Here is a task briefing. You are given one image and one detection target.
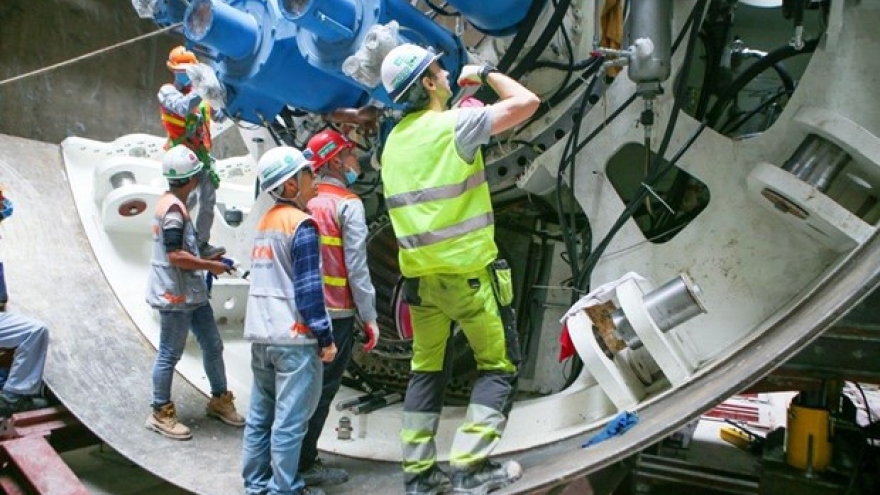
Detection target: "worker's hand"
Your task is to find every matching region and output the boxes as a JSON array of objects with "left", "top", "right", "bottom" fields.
[
  {"left": 207, "top": 260, "right": 234, "bottom": 276},
  {"left": 0, "top": 198, "right": 13, "bottom": 222},
  {"left": 320, "top": 342, "right": 338, "bottom": 363},
  {"left": 363, "top": 320, "right": 380, "bottom": 353},
  {"left": 457, "top": 64, "right": 484, "bottom": 87}
]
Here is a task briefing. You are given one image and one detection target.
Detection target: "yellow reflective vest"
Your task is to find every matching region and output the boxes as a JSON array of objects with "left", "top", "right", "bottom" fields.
[{"left": 381, "top": 109, "right": 497, "bottom": 277}]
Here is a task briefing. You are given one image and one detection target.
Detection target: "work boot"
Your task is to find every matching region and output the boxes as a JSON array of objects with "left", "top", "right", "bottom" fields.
[
  {"left": 405, "top": 466, "right": 452, "bottom": 495},
  {"left": 206, "top": 391, "right": 245, "bottom": 426},
  {"left": 452, "top": 460, "right": 522, "bottom": 495},
  {"left": 0, "top": 392, "right": 49, "bottom": 417},
  {"left": 145, "top": 402, "right": 192, "bottom": 440},
  {"left": 295, "top": 487, "right": 326, "bottom": 495},
  {"left": 199, "top": 242, "right": 226, "bottom": 259},
  {"left": 301, "top": 458, "right": 349, "bottom": 486}
]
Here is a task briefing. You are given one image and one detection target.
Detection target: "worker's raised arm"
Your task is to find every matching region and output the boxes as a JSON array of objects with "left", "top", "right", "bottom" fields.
[{"left": 458, "top": 65, "right": 540, "bottom": 136}]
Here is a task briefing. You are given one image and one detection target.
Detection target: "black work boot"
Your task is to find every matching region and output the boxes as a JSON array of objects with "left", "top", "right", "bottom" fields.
[
  {"left": 0, "top": 392, "right": 49, "bottom": 417},
  {"left": 300, "top": 458, "right": 349, "bottom": 486},
  {"left": 452, "top": 459, "right": 522, "bottom": 495},
  {"left": 405, "top": 465, "right": 452, "bottom": 495}
]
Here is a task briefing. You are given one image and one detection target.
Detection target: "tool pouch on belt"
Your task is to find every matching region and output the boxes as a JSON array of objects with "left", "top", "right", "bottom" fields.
[
  {"left": 490, "top": 259, "right": 521, "bottom": 366},
  {"left": 490, "top": 259, "right": 514, "bottom": 307}
]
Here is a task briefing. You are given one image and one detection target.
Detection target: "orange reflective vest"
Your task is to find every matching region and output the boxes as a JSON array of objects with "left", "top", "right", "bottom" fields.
[
  {"left": 159, "top": 86, "right": 212, "bottom": 152},
  {"left": 308, "top": 183, "right": 358, "bottom": 314}
]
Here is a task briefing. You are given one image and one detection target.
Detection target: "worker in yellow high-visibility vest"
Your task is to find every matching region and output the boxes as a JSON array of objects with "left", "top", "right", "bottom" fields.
[{"left": 379, "top": 43, "right": 540, "bottom": 495}]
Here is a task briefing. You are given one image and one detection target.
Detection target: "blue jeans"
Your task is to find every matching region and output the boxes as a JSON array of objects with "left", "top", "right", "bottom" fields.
[
  {"left": 0, "top": 312, "right": 49, "bottom": 396},
  {"left": 151, "top": 304, "right": 227, "bottom": 407},
  {"left": 301, "top": 316, "right": 354, "bottom": 468},
  {"left": 242, "top": 343, "right": 321, "bottom": 495}
]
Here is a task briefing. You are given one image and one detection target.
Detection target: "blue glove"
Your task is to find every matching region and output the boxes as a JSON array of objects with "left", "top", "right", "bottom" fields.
[
  {"left": 582, "top": 411, "right": 639, "bottom": 447},
  {"left": 205, "top": 257, "right": 235, "bottom": 296},
  {"left": 0, "top": 198, "right": 13, "bottom": 221}
]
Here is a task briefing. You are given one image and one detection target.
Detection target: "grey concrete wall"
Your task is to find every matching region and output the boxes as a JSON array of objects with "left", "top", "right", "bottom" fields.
[{"left": 0, "top": 0, "right": 243, "bottom": 156}]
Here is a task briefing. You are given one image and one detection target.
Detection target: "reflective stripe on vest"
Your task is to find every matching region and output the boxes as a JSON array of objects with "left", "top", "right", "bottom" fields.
[
  {"left": 145, "top": 194, "right": 207, "bottom": 310},
  {"left": 159, "top": 87, "right": 212, "bottom": 152},
  {"left": 244, "top": 204, "right": 312, "bottom": 343},
  {"left": 381, "top": 110, "right": 497, "bottom": 277},
  {"left": 307, "top": 183, "right": 359, "bottom": 311}
]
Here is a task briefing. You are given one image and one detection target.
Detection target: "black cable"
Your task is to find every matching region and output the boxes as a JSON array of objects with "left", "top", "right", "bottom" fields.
[
  {"left": 706, "top": 38, "right": 818, "bottom": 127},
  {"left": 421, "top": 0, "right": 459, "bottom": 17},
  {"left": 575, "top": 0, "right": 707, "bottom": 290},
  {"left": 577, "top": 122, "right": 707, "bottom": 289},
  {"left": 718, "top": 88, "right": 792, "bottom": 135},
  {"left": 854, "top": 382, "right": 875, "bottom": 427}
]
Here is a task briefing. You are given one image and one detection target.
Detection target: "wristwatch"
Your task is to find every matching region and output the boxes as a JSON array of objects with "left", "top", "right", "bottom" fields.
[{"left": 479, "top": 65, "right": 500, "bottom": 85}]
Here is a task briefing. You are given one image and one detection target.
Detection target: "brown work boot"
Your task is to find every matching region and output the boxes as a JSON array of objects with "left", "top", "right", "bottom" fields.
[
  {"left": 206, "top": 391, "right": 245, "bottom": 426},
  {"left": 145, "top": 402, "right": 192, "bottom": 440}
]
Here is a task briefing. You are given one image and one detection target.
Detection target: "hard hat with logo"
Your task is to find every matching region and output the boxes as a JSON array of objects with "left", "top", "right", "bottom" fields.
[
  {"left": 167, "top": 46, "right": 198, "bottom": 71},
  {"left": 381, "top": 43, "right": 442, "bottom": 102},
  {"left": 257, "top": 146, "right": 313, "bottom": 195},
  {"left": 306, "top": 129, "right": 354, "bottom": 172},
  {"left": 162, "top": 145, "right": 203, "bottom": 179}
]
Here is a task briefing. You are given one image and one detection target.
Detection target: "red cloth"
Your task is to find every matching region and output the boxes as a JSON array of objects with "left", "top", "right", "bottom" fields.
[{"left": 558, "top": 321, "right": 576, "bottom": 362}]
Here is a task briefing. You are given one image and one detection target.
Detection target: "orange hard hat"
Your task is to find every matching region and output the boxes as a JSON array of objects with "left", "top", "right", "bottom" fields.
[
  {"left": 306, "top": 129, "right": 354, "bottom": 172},
  {"left": 167, "top": 46, "right": 198, "bottom": 71}
]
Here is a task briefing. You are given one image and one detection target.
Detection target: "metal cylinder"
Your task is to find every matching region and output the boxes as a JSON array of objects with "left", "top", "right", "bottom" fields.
[
  {"left": 627, "top": 0, "right": 672, "bottom": 85},
  {"left": 185, "top": 0, "right": 259, "bottom": 60},
  {"left": 337, "top": 416, "right": 352, "bottom": 440},
  {"left": 109, "top": 171, "right": 136, "bottom": 190},
  {"left": 781, "top": 134, "right": 850, "bottom": 193},
  {"left": 611, "top": 273, "right": 707, "bottom": 349}
]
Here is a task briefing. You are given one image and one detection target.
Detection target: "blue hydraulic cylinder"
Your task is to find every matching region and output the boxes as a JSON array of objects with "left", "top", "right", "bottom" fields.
[
  {"left": 444, "top": 0, "right": 538, "bottom": 36},
  {"left": 182, "top": 0, "right": 367, "bottom": 122},
  {"left": 185, "top": 0, "right": 259, "bottom": 60},
  {"left": 143, "top": 0, "right": 189, "bottom": 26},
  {"left": 278, "top": 0, "right": 467, "bottom": 106},
  {"left": 281, "top": 0, "right": 358, "bottom": 43}
]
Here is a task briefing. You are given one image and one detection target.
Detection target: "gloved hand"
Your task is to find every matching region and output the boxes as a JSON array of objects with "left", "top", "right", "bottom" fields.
[
  {"left": 363, "top": 320, "right": 380, "bottom": 353},
  {"left": 457, "top": 64, "right": 484, "bottom": 87},
  {"left": 0, "top": 198, "right": 13, "bottom": 222}
]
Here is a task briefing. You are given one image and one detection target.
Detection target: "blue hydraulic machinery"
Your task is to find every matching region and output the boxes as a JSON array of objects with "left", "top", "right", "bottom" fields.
[{"left": 137, "top": 0, "right": 538, "bottom": 124}]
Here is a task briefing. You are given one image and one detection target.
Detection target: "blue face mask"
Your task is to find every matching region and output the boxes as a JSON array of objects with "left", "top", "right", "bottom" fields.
[
  {"left": 174, "top": 72, "right": 191, "bottom": 87},
  {"left": 344, "top": 168, "right": 359, "bottom": 186}
]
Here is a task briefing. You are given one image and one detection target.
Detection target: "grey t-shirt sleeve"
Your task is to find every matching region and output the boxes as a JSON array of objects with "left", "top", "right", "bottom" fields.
[
  {"left": 162, "top": 208, "right": 185, "bottom": 231},
  {"left": 454, "top": 107, "right": 492, "bottom": 163}
]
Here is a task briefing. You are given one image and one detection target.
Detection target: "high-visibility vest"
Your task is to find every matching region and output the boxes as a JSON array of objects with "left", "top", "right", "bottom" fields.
[
  {"left": 381, "top": 109, "right": 497, "bottom": 277},
  {"left": 308, "top": 183, "right": 359, "bottom": 315},
  {"left": 244, "top": 204, "right": 317, "bottom": 344},
  {"left": 159, "top": 84, "right": 212, "bottom": 153},
  {"left": 145, "top": 194, "right": 208, "bottom": 310}
]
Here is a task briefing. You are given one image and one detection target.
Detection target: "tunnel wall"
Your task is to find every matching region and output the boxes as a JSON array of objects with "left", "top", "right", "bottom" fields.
[{"left": 0, "top": 0, "right": 244, "bottom": 156}]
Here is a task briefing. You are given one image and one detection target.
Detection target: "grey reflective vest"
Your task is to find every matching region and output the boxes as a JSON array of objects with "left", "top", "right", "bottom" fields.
[
  {"left": 382, "top": 109, "right": 497, "bottom": 277},
  {"left": 244, "top": 204, "right": 318, "bottom": 345},
  {"left": 145, "top": 194, "right": 208, "bottom": 310}
]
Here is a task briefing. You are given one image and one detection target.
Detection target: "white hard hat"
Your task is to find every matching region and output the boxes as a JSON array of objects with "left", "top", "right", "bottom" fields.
[
  {"left": 257, "top": 146, "right": 313, "bottom": 195},
  {"left": 381, "top": 43, "right": 442, "bottom": 102},
  {"left": 162, "top": 145, "right": 203, "bottom": 179}
]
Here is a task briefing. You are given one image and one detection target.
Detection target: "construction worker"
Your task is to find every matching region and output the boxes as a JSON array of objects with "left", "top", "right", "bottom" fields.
[
  {"left": 242, "top": 146, "right": 337, "bottom": 495},
  {"left": 158, "top": 45, "right": 226, "bottom": 259},
  {"left": 379, "top": 44, "right": 540, "bottom": 495},
  {"left": 299, "top": 129, "right": 380, "bottom": 486},
  {"left": 0, "top": 191, "right": 50, "bottom": 417},
  {"left": 145, "top": 145, "right": 245, "bottom": 441}
]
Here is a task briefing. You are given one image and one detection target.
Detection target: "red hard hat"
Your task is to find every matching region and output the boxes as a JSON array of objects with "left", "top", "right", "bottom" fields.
[{"left": 306, "top": 129, "right": 354, "bottom": 172}]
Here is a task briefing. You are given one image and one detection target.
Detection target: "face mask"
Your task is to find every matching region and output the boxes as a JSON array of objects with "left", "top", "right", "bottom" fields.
[
  {"left": 175, "top": 72, "right": 191, "bottom": 87},
  {"left": 344, "top": 168, "right": 358, "bottom": 186}
]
